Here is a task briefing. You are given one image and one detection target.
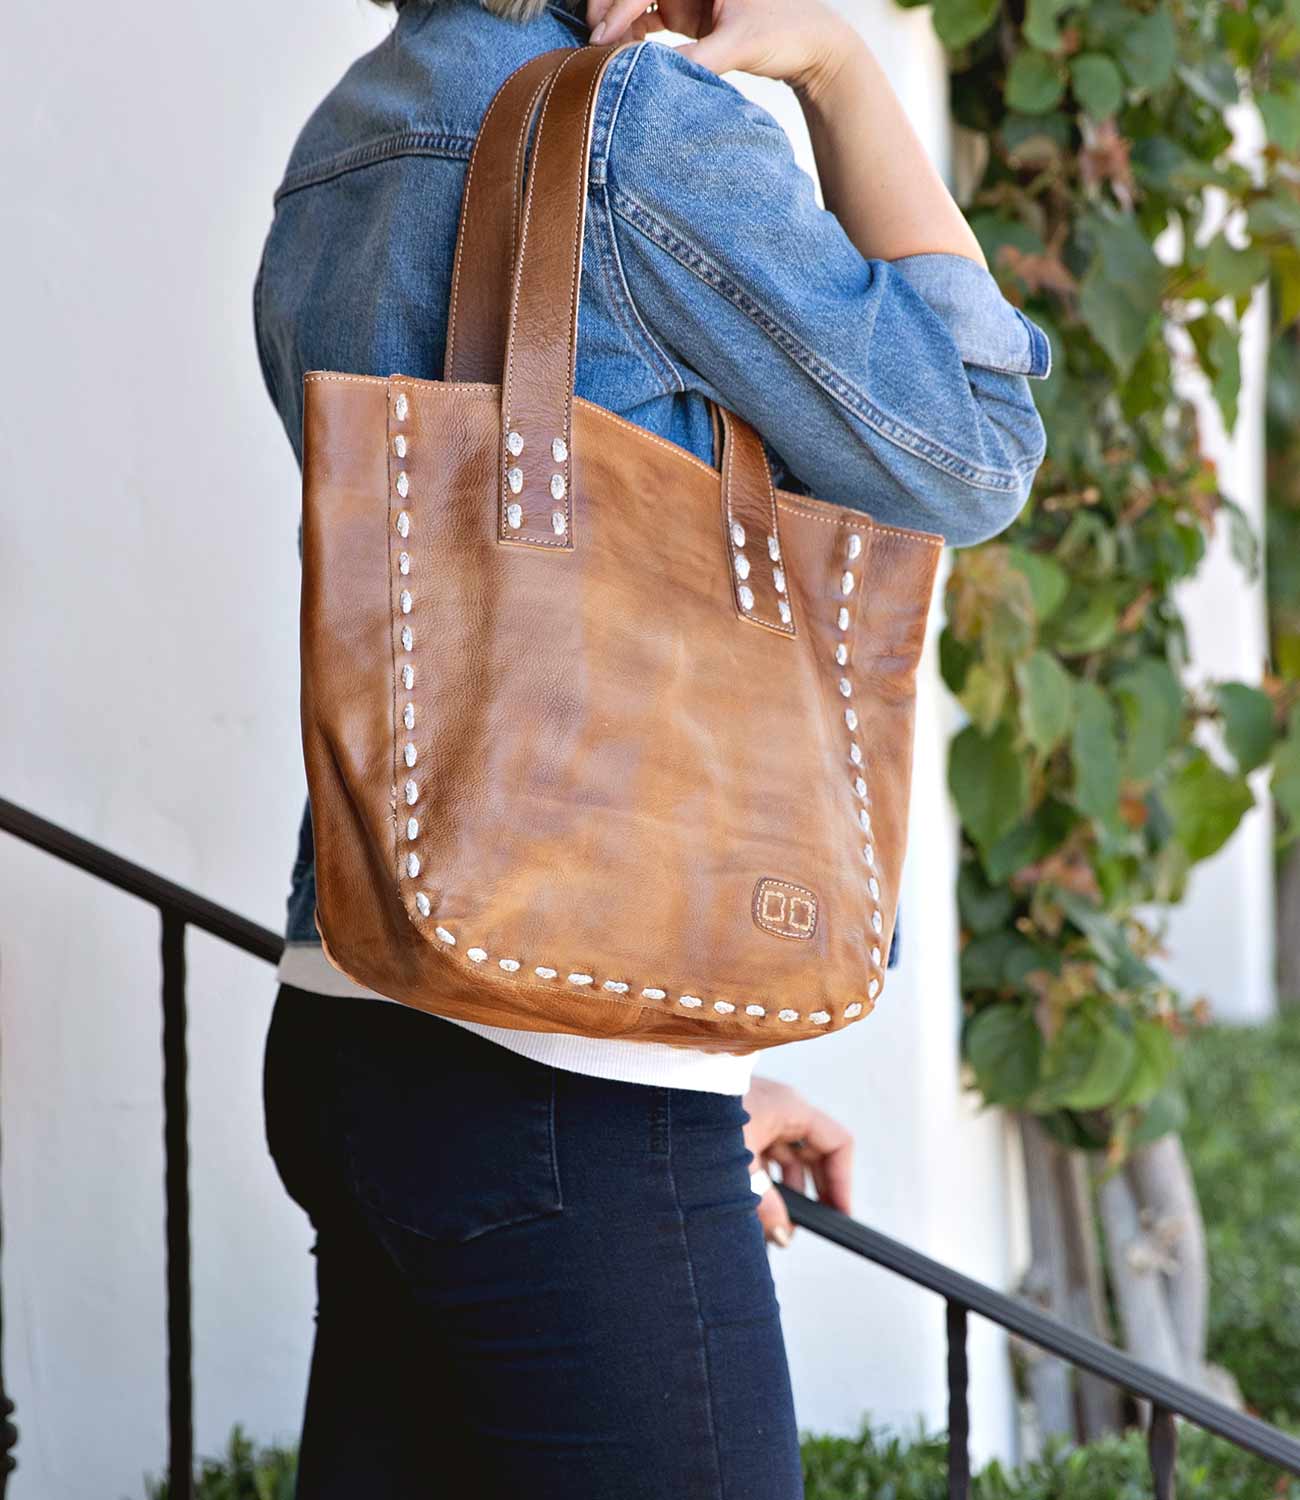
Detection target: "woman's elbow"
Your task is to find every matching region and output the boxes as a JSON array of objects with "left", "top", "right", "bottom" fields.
[
  {"left": 942, "top": 467, "right": 1038, "bottom": 547},
  {"left": 942, "top": 403, "right": 1046, "bottom": 548}
]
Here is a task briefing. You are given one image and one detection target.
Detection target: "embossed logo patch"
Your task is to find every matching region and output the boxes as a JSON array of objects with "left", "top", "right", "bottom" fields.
[{"left": 753, "top": 878, "right": 818, "bottom": 940}]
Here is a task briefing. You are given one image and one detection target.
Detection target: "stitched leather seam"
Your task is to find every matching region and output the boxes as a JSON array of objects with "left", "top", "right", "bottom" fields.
[
  {"left": 758, "top": 419, "right": 796, "bottom": 636},
  {"left": 834, "top": 534, "right": 886, "bottom": 1015},
  {"left": 721, "top": 415, "right": 794, "bottom": 637},
  {"left": 301, "top": 374, "right": 944, "bottom": 547},
  {"left": 446, "top": 55, "right": 555, "bottom": 377},
  {"left": 560, "top": 57, "right": 609, "bottom": 542},
  {"left": 501, "top": 50, "right": 591, "bottom": 548},
  {"left": 609, "top": 185, "right": 1030, "bottom": 494},
  {"left": 418, "top": 935, "right": 841, "bottom": 1029},
  {"left": 385, "top": 384, "right": 403, "bottom": 889}
]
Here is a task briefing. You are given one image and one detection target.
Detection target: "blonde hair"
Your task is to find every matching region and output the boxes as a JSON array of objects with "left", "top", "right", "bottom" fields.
[{"left": 375, "top": 0, "right": 563, "bottom": 18}]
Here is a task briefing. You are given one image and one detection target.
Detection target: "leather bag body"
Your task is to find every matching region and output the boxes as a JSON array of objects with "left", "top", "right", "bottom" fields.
[{"left": 300, "top": 43, "right": 943, "bottom": 1054}]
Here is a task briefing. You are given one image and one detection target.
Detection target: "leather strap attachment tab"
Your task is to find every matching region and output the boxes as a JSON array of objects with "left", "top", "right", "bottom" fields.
[
  {"left": 497, "top": 43, "right": 633, "bottom": 551},
  {"left": 719, "top": 408, "right": 795, "bottom": 637},
  {"left": 444, "top": 47, "right": 574, "bottom": 384}
]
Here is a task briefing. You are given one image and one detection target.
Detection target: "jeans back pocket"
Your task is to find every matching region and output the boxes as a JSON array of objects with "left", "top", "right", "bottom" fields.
[{"left": 336, "top": 1006, "right": 563, "bottom": 1244}]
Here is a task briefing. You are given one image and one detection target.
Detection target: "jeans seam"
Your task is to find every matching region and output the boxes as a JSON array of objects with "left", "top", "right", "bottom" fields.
[
  {"left": 273, "top": 131, "right": 476, "bottom": 203},
  {"left": 596, "top": 185, "right": 685, "bottom": 395},
  {"left": 666, "top": 1091, "right": 728, "bottom": 1498},
  {"left": 609, "top": 183, "right": 1028, "bottom": 493}
]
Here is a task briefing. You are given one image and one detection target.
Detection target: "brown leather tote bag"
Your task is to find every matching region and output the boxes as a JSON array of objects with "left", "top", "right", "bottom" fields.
[{"left": 299, "top": 42, "right": 942, "bottom": 1054}]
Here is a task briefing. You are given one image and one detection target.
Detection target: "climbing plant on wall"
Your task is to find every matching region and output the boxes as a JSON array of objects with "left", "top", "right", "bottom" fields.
[{"left": 902, "top": 0, "right": 1300, "bottom": 1432}]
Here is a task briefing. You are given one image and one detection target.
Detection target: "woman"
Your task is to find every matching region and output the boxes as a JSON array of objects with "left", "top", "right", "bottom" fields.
[{"left": 256, "top": 1, "right": 1049, "bottom": 1495}]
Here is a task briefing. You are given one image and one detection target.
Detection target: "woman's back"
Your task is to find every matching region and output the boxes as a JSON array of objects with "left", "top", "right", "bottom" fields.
[{"left": 256, "top": 0, "right": 1047, "bottom": 529}]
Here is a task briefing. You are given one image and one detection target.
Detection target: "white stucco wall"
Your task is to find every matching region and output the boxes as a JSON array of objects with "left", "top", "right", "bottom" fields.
[{"left": 7, "top": 2, "right": 1272, "bottom": 1495}]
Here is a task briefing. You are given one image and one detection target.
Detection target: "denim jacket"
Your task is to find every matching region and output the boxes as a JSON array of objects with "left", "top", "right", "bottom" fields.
[{"left": 255, "top": 0, "right": 1050, "bottom": 947}]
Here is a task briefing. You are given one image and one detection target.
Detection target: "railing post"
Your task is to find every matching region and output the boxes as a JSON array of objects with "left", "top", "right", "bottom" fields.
[
  {"left": 161, "top": 913, "right": 194, "bottom": 1500},
  {"left": 1149, "top": 1404, "right": 1177, "bottom": 1500},
  {"left": 947, "top": 1300, "right": 971, "bottom": 1500}
]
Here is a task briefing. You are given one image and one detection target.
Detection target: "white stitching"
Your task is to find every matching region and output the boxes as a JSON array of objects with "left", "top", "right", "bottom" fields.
[
  {"left": 301, "top": 374, "right": 943, "bottom": 548},
  {"left": 446, "top": 57, "right": 551, "bottom": 375}
]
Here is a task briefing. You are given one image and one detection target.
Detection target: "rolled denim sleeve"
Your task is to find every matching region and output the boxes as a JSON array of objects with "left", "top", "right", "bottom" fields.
[{"left": 600, "top": 42, "right": 1050, "bottom": 547}]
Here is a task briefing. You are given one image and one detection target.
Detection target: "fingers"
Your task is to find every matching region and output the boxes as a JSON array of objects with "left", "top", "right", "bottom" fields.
[
  {"left": 750, "top": 1166, "right": 793, "bottom": 1248},
  {"left": 743, "top": 1078, "right": 855, "bottom": 1217},
  {"left": 811, "top": 1137, "right": 854, "bottom": 1217},
  {"left": 673, "top": 30, "right": 745, "bottom": 76},
  {"left": 799, "top": 1107, "right": 854, "bottom": 1216},
  {"left": 767, "top": 1143, "right": 808, "bottom": 1197},
  {"left": 589, "top": 0, "right": 664, "bottom": 44},
  {"left": 755, "top": 1183, "right": 793, "bottom": 1247}
]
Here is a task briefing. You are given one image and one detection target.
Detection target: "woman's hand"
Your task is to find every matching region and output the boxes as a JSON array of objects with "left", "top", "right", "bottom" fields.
[
  {"left": 587, "top": 0, "right": 859, "bottom": 95},
  {"left": 742, "top": 1076, "right": 853, "bottom": 1247}
]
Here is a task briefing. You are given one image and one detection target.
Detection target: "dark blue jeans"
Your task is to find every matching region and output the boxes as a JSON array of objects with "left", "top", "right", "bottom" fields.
[{"left": 263, "top": 985, "right": 803, "bottom": 1498}]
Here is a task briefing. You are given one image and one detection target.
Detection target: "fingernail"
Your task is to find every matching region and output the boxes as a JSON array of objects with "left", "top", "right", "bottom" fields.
[
  {"left": 591, "top": 21, "right": 606, "bottom": 41},
  {"left": 771, "top": 1225, "right": 792, "bottom": 1248}
]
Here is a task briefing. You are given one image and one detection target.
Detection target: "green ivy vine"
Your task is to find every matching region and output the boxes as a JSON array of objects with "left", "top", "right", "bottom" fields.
[{"left": 901, "top": 0, "right": 1300, "bottom": 1151}]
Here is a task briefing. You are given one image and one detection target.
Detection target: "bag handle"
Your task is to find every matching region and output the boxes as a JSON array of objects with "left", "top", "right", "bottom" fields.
[
  {"left": 491, "top": 44, "right": 622, "bottom": 549},
  {"left": 487, "top": 43, "right": 792, "bottom": 632},
  {"left": 443, "top": 47, "right": 574, "bottom": 383}
]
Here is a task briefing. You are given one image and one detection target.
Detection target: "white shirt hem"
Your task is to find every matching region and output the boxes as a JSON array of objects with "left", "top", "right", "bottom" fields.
[{"left": 276, "top": 944, "right": 757, "bottom": 1097}]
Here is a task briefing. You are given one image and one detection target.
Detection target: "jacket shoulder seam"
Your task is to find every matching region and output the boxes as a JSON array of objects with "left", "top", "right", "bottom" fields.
[{"left": 595, "top": 42, "right": 685, "bottom": 396}]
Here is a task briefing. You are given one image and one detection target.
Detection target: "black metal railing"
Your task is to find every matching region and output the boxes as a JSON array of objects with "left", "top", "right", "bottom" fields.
[
  {"left": 3, "top": 793, "right": 1300, "bottom": 1500},
  {"left": 779, "top": 1186, "right": 1300, "bottom": 1496},
  {"left": 0, "top": 797, "right": 283, "bottom": 1500}
]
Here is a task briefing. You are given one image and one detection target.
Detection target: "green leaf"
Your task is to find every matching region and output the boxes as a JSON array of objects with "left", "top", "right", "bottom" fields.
[
  {"left": 1016, "top": 650, "right": 1076, "bottom": 756},
  {"left": 1162, "top": 750, "right": 1255, "bottom": 863},
  {"left": 1217, "top": 683, "right": 1276, "bottom": 774},
  {"left": 1056, "top": 888, "right": 1161, "bottom": 988},
  {"left": 1007, "top": 547, "right": 1069, "bottom": 621},
  {"left": 1050, "top": 588, "right": 1119, "bottom": 656},
  {"left": 1023, "top": 0, "right": 1071, "bottom": 51},
  {"left": 1117, "top": 5, "right": 1176, "bottom": 92},
  {"left": 1114, "top": 1020, "right": 1177, "bottom": 1109},
  {"left": 931, "top": 0, "right": 999, "bottom": 49},
  {"left": 961, "top": 931, "right": 1050, "bottom": 991},
  {"left": 1272, "top": 717, "right": 1300, "bottom": 836},
  {"left": 958, "top": 861, "right": 1017, "bottom": 935},
  {"left": 1070, "top": 53, "right": 1125, "bottom": 119},
  {"left": 1077, "top": 211, "right": 1165, "bottom": 377},
  {"left": 1259, "top": 85, "right": 1300, "bottom": 155},
  {"left": 950, "top": 724, "right": 1031, "bottom": 851},
  {"left": 982, "top": 798, "right": 1078, "bottom": 884},
  {"left": 1071, "top": 681, "right": 1122, "bottom": 821},
  {"left": 960, "top": 661, "right": 1009, "bottom": 736},
  {"left": 1185, "top": 312, "right": 1243, "bottom": 431},
  {"left": 966, "top": 1005, "right": 1043, "bottom": 1106},
  {"left": 1006, "top": 49, "right": 1067, "bottom": 115},
  {"left": 1040, "top": 1007, "right": 1138, "bottom": 1110},
  {"left": 1131, "top": 1082, "right": 1188, "bottom": 1145},
  {"left": 1113, "top": 659, "right": 1184, "bottom": 780},
  {"left": 939, "top": 628, "right": 973, "bottom": 695},
  {"left": 1202, "top": 235, "right": 1271, "bottom": 300}
]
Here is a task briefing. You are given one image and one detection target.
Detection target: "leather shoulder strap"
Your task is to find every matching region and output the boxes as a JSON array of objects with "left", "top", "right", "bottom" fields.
[
  {"left": 495, "top": 43, "right": 632, "bottom": 549},
  {"left": 444, "top": 47, "right": 575, "bottom": 383},
  {"left": 487, "top": 40, "right": 789, "bottom": 612}
]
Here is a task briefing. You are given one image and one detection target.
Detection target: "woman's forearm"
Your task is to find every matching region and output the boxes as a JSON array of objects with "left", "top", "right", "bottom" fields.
[{"left": 795, "top": 33, "right": 986, "bottom": 268}]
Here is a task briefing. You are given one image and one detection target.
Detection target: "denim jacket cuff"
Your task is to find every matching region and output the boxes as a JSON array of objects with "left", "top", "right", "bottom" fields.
[{"left": 889, "top": 253, "right": 1052, "bottom": 379}]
